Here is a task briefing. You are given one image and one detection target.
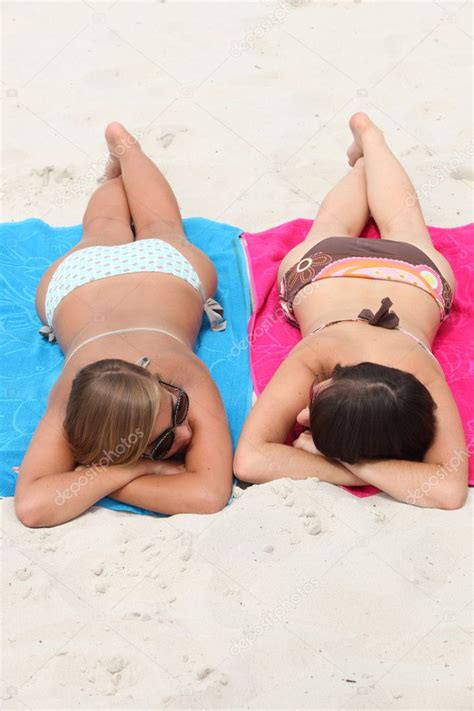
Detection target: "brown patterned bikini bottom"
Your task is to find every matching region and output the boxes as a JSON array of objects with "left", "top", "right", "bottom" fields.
[{"left": 279, "top": 236, "right": 453, "bottom": 327}]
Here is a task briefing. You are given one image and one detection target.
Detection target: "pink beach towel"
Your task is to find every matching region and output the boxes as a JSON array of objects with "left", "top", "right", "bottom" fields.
[{"left": 241, "top": 219, "right": 474, "bottom": 497}]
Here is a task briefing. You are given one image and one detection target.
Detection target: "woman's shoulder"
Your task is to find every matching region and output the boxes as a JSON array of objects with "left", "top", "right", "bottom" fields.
[
  {"left": 152, "top": 348, "right": 213, "bottom": 388},
  {"left": 291, "top": 330, "right": 338, "bottom": 374},
  {"left": 44, "top": 369, "right": 75, "bottom": 413}
]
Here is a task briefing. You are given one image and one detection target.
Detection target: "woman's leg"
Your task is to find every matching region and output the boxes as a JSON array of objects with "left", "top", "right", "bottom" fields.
[
  {"left": 103, "top": 121, "right": 217, "bottom": 296},
  {"left": 347, "top": 112, "right": 430, "bottom": 246},
  {"left": 35, "top": 175, "right": 134, "bottom": 323},
  {"left": 304, "top": 157, "right": 369, "bottom": 244},
  {"left": 81, "top": 176, "right": 133, "bottom": 245},
  {"left": 278, "top": 157, "right": 369, "bottom": 279},
  {"left": 104, "top": 122, "right": 185, "bottom": 241},
  {"left": 347, "top": 112, "right": 455, "bottom": 286}
]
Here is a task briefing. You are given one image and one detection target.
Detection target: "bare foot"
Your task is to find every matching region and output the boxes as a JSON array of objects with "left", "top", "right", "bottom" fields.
[
  {"left": 104, "top": 122, "right": 139, "bottom": 179},
  {"left": 347, "top": 111, "right": 373, "bottom": 166}
]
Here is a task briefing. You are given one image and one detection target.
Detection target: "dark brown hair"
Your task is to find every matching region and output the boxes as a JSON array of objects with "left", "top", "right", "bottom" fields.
[
  {"left": 63, "top": 359, "right": 162, "bottom": 466},
  {"left": 309, "top": 362, "right": 436, "bottom": 464}
]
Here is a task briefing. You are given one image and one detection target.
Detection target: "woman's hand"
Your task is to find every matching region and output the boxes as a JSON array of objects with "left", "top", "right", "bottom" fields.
[{"left": 292, "top": 430, "right": 320, "bottom": 455}]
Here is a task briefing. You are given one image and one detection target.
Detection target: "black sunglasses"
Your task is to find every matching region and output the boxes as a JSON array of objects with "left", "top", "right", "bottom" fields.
[{"left": 143, "top": 380, "right": 189, "bottom": 460}]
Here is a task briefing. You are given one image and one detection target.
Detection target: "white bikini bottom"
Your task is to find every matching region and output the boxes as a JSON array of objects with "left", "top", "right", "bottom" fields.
[{"left": 40, "top": 238, "right": 226, "bottom": 343}]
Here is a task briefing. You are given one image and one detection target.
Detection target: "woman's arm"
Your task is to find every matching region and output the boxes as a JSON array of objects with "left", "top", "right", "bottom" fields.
[
  {"left": 234, "top": 349, "right": 367, "bottom": 486},
  {"left": 14, "top": 405, "right": 174, "bottom": 527},
  {"left": 108, "top": 366, "right": 234, "bottom": 514},
  {"left": 237, "top": 439, "right": 367, "bottom": 486},
  {"left": 108, "top": 468, "right": 229, "bottom": 515},
  {"left": 343, "top": 376, "right": 469, "bottom": 510},
  {"left": 344, "top": 457, "right": 468, "bottom": 510},
  {"left": 18, "top": 362, "right": 233, "bottom": 523}
]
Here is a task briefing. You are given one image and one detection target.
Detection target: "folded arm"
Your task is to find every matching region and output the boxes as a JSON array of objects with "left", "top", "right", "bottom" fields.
[
  {"left": 236, "top": 439, "right": 367, "bottom": 486},
  {"left": 15, "top": 415, "right": 151, "bottom": 527},
  {"left": 343, "top": 376, "right": 469, "bottom": 510},
  {"left": 308, "top": 366, "right": 467, "bottom": 508},
  {"left": 235, "top": 349, "right": 367, "bottom": 487},
  {"left": 108, "top": 370, "right": 233, "bottom": 515},
  {"left": 16, "top": 369, "right": 233, "bottom": 526},
  {"left": 344, "top": 456, "right": 468, "bottom": 510},
  {"left": 235, "top": 346, "right": 468, "bottom": 509}
]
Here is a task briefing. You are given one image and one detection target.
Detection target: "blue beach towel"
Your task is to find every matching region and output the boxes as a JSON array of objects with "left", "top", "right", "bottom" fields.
[{"left": 0, "top": 217, "right": 252, "bottom": 516}]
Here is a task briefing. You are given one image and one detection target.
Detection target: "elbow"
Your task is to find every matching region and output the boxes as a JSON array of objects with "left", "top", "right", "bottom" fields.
[
  {"left": 197, "top": 495, "right": 227, "bottom": 515},
  {"left": 15, "top": 498, "right": 46, "bottom": 528},
  {"left": 15, "top": 486, "right": 58, "bottom": 528},
  {"left": 189, "top": 473, "right": 233, "bottom": 515},
  {"left": 233, "top": 447, "right": 263, "bottom": 484},
  {"left": 425, "top": 476, "right": 469, "bottom": 511},
  {"left": 437, "top": 486, "right": 468, "bottom": 511},
  {"left": 195, "top": 486, "right": 231, "bottom": 515}
]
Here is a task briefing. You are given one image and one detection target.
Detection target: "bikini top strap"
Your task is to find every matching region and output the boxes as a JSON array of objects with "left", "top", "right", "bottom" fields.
[
  {"left": 63, "top": 328, "right": 186, "bottom": 364},
  {"left": 310, "top": 319, "right": 358, "bottom": 335},
  {"left": 309, "top": 307, "right": 436, "bottom": 360},
  {"left": 311, "top": 297, "right": 400, "bottom": 335}
]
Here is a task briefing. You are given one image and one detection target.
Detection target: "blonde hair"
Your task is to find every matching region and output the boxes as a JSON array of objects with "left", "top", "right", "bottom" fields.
[{"left": 63, "top": 359, "right": 162, "bottom": 466}]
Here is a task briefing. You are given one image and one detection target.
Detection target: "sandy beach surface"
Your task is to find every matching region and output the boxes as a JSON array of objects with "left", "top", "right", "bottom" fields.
[{"left": 1, "top": 1, "right": 473, "bottom": 709}]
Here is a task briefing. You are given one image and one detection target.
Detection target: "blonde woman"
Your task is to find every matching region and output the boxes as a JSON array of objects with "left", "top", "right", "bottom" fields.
[{"left": 15, "top": 123, "right": 233, "bottom": 527}]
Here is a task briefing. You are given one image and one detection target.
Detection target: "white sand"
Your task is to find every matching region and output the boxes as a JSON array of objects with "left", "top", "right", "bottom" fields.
[{"left": 1, "top": 2, "right": 473, "bottom": 709}]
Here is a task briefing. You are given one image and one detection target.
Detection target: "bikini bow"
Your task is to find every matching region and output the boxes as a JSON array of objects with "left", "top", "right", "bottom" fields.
[
  {"left": 38, "top": 325, "right": 57, "bottom": 342},
  {"left": 358, "top": 297, "right": 400, "bottom": 330},
  {"left": 204, "top": 297, "right": 227, "bottom": 332}
]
